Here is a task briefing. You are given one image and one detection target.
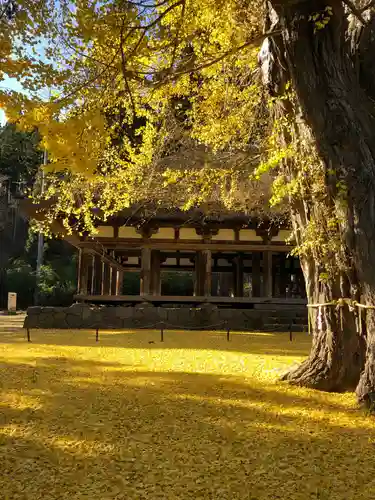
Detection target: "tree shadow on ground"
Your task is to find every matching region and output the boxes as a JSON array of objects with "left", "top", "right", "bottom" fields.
[{"left": 1, "top": 352, "right": 375, "bottom": 500}]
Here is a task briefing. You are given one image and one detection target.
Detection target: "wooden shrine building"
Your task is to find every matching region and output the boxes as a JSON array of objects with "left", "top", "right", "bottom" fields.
[{"left": 69, "top": 207, "right": 306, "bottom": 308}]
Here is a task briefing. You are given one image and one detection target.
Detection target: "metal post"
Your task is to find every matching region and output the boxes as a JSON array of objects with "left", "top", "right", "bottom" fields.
[
  {"left": 160, "top": 324, "right": 164, "bottom": 342},
  {"left": 34, "top": 148, "right": 47, "bottom": 305},
  {"left": 26, "top": 328, "right": 31, "bottom": 342},
  {"left": 289, "top": 322, "right": 293, "bottom": 342},
  {"left": 96, "top": 328, "right": 99, "bottom": 342}
]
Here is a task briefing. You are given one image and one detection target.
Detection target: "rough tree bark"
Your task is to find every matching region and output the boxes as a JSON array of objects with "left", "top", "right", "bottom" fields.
[{"left": 261, "top": 0, "right": 375, "bottom": 399}]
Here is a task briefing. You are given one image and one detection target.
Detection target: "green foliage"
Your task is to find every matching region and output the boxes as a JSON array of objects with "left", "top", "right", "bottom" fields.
[
  {"left": 0, "top": 123, "right": 42, "bottom": 188},
  {"left": 5, "top": 255, "right": 77, "bottom": 308},
  {"left": 5, "top": 259, "right": 35, "bottom": 308},
  {"left": 0, "top": 119, "right": 78, "bottom": 308},
  {"left": 38, "top": 262, "right": 77, "bottom": 306}
]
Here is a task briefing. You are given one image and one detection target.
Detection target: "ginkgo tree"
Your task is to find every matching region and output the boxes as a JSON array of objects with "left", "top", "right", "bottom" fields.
[{"left": 3, "top": 0, "right": 375, "bottom": 404}]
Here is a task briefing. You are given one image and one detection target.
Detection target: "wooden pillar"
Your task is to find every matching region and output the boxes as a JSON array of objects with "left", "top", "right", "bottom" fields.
[
  {"left": 194, "top": 252, "right": 200, "bottom": 296},
  {"left": 77, "top": 249, "right": 83, "bottom": 294},
  {"left": 151, "top": 250, "right": 161, "bottom": 295},
  {"left": 202, "top": 249, "right": 212, "bottom": 297},
  {"left": 108, "top": 266, "right": 113, "bottom": 295},
  {"left": 110, "top": 266, "right": 117, "bottom": 295},
  {"left": 252, "top": 252, "right": 261, "bottom": 297},
  {"left": 194, "top": 250, "right": 212, "bottom": 296},
  {"left": 116, "top": 270, "right": 124, "bottom": 295},
  {"left": 140, "top": 248, "right": 151, "bottom": 296},
  {"left": 233, "top": 254, "right": 244, "bottom": 297},
  {"left": 90, "top": 255, "right": 95, "bottom": 295},
  {"left": 263, "top": 251, "right": 273, "bottom": 298}
]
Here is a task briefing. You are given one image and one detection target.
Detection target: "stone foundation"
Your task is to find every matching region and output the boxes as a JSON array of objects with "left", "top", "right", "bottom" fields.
[{"left": 24, "top": 303, "right": 307, "bottom": 332}]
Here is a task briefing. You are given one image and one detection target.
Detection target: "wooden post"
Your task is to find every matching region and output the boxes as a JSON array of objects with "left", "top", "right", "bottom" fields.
[
  {"left": 202, "top": 249, "right": 212, "bottom": 297},
  {"left": 263, "top": 251, "right": 273, "bottom": 298},
  {"left": 252, "top": 252, "right": 261, "bottom": 297},
  {"left": 140, "top": 247, "right": 151, "bottom": 296}
]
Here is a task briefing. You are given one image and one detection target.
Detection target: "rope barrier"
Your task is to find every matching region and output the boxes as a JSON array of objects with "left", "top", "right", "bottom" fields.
[
  {"left": 306, "top": 298, "right": 375, "bottom": 337},
  {"left": 162, "top": 321, "right": 227, "bottom": 330},
  {"left": 130, "top": 321, "right": 163, "bottom": 330},
  {"left": 307, "top": 298, "right": 375, "bottom": 310},
  {"left": 25, "top": 317, "right": 304, "bottom": 344},
  {"left": 94, "top": 320, "right": 229, "bottom": 342}
]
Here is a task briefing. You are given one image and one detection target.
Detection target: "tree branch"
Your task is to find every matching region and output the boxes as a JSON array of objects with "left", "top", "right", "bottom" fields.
[
  {"left": 168, "top": 0, "right": 186, "bottom": 74},
  {"left": 342, "top": 0, "right": 368, "bottom": 24},
  {"left": 360, "top": 0, "right": 375, "bottom": 13},
  {"left": 120, "top": 15, "right": 136, "bottom": 116},
  {"left": 0, "top": 0, "right": 13, "bottom": 21},
  {"left": 129, "top": 28, "right": 282, "bottom": 83}
]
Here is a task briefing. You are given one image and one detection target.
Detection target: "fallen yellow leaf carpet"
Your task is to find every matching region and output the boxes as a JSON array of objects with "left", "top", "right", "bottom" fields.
[{"left": 0, "top": 324, "right": 374, "bottom": 499}]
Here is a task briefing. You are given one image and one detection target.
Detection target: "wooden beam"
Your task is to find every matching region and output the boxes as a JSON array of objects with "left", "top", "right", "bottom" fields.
[
  {"left": 29, "top": 215, "right": 129, "bottom": 274},
  {"left": 80, "top": 240, "right": 293, "bottom": 253}
]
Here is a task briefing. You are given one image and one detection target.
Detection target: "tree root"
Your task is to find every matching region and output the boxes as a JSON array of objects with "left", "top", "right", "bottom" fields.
[{"left": 281, "top": 356, "right": 359, "bottom": 393}]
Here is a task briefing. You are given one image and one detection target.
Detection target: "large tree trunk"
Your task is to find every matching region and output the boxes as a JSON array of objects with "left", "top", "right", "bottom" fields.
[
  {"left": 281, "top": 254, "right": 365, "bottom": 391},
  {"left": 263, "top": 0, "right": 375, "bottom": 400}
]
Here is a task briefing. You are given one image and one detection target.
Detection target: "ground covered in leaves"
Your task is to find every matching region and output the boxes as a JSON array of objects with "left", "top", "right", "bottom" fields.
[{"left": 1, "top": 318, "right": 375, "bottom": 499}]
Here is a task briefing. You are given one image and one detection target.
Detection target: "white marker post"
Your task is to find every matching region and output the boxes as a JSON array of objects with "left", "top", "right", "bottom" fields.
[{"left": 7, "top": 292, "right": 17, "bottom": 314}]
